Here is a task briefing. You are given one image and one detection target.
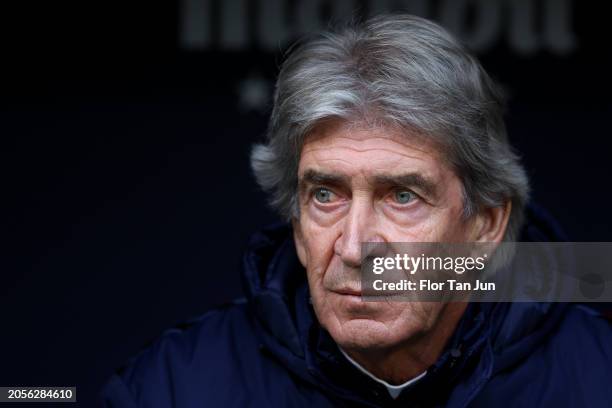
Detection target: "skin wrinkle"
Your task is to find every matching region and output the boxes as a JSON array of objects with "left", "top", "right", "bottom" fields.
[
  {"left": 292, "top": 119, "right": 510, "bottom": 384},
  {"left": 302, "top": 145, "right": 428, "bottom": 161},
  {"left": 302, "top": 134, "right": 434, "bottom": 158}
]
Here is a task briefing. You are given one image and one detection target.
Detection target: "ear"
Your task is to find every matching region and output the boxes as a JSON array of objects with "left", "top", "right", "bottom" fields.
[
  {"left": 473, "top": 201, "right": 512, "bottom": 243},
  {"left": 292, "top": 218, "right": 308, "bottom": 267}
]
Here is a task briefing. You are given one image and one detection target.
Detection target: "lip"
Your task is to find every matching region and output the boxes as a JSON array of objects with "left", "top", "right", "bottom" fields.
[{"left": 333, "top": 288, "right": 362, "bottom": 297}]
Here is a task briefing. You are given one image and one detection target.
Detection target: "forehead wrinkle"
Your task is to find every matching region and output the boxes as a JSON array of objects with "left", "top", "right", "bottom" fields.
[
  {"left": 307, "top": 120, "right": 437, "bottom": 144},
  {"left": 301, "top": 145, "right": 431, "bottom": 164},
  {"left": 300, "top": 152, "right": 443, "bottom": 186},
  {"left": 307, "top": 134, "right": 434, "bottom": 156},
  {"left": 300, "top": 157, "right": 357, "bottom": 171},
  {"left": 333, "top": 134, "right": 433, "bottom": 154}
]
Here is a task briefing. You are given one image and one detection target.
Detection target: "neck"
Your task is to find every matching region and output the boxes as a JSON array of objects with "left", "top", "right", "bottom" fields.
[{"left": 342, "top": 302, "right": 468, "bottom": 385}]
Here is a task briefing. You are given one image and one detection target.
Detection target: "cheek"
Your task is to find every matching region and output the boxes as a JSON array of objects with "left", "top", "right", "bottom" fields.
[{"left": 299, "top": 218, "right": 340, "bottom": 278}]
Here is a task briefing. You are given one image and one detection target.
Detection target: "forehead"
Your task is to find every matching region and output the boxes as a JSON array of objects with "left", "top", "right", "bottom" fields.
[{"left": 298, "top": 120, "right": 450, "bottom": 179}]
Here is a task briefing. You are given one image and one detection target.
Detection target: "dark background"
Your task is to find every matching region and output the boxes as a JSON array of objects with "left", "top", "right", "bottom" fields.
[{"left": 1, "top": 0, "right": 611, "bottom": 406}]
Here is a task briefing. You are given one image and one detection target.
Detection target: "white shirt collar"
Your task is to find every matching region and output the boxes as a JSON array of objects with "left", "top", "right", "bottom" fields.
[{"left": 339, "top": 347, "right": 427, "bottom": 399}]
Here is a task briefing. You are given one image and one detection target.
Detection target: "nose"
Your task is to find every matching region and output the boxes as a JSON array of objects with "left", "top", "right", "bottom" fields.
[{"left": 334, "top": 198, "right": 382, "bottom": 268}]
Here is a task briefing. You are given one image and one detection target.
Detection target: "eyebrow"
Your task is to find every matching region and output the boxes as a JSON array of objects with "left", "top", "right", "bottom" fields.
[
  {"left": 373, "top": 173, "right": 438, "bottom": 199},
  {"left": 298, "top": 170, "right": 350, "bottom": 195},
  {"left": 298, "top": 169, "right": 439, "bottom": 199}
]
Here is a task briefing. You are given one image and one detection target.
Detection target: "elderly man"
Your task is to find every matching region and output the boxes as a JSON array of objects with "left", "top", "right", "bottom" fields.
[{"left": 102, "top": 15, "right": 612, "bottom": 407}]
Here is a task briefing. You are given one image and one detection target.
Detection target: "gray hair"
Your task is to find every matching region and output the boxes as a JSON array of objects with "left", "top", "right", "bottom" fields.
[{"left": 251, "top": 14, "right": 529, "bottom": 242}]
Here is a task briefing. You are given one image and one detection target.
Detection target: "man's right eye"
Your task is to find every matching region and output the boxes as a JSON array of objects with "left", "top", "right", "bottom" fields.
[{"left": 313, "top": 188, "right": 335, "bottom": 203}]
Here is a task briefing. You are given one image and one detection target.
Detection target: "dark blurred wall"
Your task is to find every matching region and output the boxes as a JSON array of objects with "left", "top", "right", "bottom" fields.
[{"left": 1, "top": 1, "right": 611, "bottom": 406}]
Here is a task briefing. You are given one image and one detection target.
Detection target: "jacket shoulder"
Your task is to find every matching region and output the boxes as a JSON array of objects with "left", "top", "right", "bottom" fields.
[
  {"left": 550, "top": 305, "right": 612, "bottom": 370},
  {"left": 100, "top": 300, "right": 264, "bottom": 407},
  {"left": 529, "top": 305, "right": 612, "bottom": 404},
  {"left": 473, "top": 305, "right": 612, "bottom": 407}
]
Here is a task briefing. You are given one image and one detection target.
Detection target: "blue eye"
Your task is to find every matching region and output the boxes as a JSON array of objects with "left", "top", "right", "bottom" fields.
[
  {"left": 314, "top": 188, "right": 334, "bottom": 203},
  {"left": 394, "top": 190, "right": 415, "bottom": 204}
]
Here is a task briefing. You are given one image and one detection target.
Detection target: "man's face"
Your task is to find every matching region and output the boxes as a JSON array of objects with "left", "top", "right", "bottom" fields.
[{"left": 293, "top": 119, "right": 495, "bottom": 352}]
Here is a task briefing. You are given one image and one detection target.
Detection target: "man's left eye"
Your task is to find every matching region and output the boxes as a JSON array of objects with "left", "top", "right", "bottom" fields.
[
  {"left": 313, "top": 188, "right": 335, "bottom": 203},
  {"left": 393, "top": 190, "right": 416, "bottom": 204}
]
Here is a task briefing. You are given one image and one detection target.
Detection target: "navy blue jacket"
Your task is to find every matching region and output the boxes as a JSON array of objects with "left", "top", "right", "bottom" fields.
[{"left": 101, "top": 205, "right": 612, "bottom": 407}]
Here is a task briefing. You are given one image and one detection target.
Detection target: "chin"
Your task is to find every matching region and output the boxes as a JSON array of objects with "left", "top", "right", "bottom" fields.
[
  {"left": 326, "top": 317, "right": 416, "bottom": 351},
  {"left": 312, "top": 293, "right": 437, "bottom": 351}
]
